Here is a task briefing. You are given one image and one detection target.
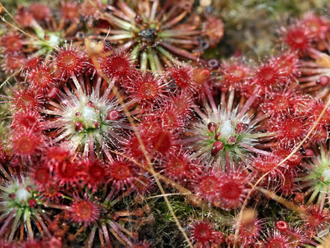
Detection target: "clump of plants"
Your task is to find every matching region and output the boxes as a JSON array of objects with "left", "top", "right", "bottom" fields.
[{"left": 1, "top": 1, "right": 330, "bottom": 247}]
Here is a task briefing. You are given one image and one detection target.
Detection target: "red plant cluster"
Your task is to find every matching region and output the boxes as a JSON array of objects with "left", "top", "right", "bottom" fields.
[{"left": 1, "top": 1, "right": 330, "bottom": 247}]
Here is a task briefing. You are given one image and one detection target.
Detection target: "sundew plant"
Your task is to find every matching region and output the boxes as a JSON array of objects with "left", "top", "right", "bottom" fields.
[{"left": 1, "top": 0, "right": 330, "bottom": 247}]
